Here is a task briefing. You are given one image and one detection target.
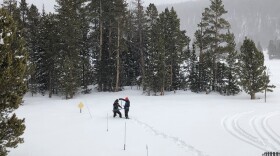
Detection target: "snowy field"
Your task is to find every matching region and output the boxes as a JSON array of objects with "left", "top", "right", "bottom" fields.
[{"left": 9, "top": 52, "right": 280, "bottom": 156}]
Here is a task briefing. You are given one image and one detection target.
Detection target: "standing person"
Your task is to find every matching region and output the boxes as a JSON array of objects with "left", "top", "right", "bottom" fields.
[
  {"left": 113, "top": 99, "right": 122, "bottom": 118},
  {"left": 119, "top": 97, "right": 130, "bottom": 119}
]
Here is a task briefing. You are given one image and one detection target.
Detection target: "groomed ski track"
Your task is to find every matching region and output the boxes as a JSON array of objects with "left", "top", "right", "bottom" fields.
[{"left": 222, "top": 111, "right": 280, "bottom": 152}]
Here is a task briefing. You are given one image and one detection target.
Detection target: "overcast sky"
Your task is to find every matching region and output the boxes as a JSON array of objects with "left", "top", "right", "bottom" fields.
[{"left": 1, "top": 0, "right": 194, "bottom": 13}]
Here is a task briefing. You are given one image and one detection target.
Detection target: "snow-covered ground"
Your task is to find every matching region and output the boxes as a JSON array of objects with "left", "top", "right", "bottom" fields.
[{"left": 9, "top": 52, "right": 280, "bottom": 156}]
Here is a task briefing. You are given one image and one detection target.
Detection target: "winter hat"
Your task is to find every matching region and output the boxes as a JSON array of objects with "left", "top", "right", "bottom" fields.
[
  {"left": 125, "top": 97, "right": 128, "bottom": 100},
  {"left": 115, "top": 99, "right": 119, "bottom": 102}
]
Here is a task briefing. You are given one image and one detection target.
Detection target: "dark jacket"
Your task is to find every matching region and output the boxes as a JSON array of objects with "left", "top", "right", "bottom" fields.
[
  {"left": 119, "top": 98, "right": 130, "bottom": 110},
  {"left": 113, "top": 101, "right": 122, "bottom": 111}
]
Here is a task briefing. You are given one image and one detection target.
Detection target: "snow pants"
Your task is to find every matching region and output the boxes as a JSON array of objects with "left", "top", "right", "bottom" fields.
[
  {"left": 113, "top": 110, "right": 122, "bottom": 118},
  {"left": 124, "top": 109, "right": 129, "bottom": 119}
]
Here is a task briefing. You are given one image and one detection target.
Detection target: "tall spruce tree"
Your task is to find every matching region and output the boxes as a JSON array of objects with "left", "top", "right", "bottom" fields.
[
  {"left": 76, "top": 1, "right": 94, "bottom": 94},
  {"left": 122, "top": 10, "right": 138, "bottom": 87},
  {"left": 25, "top": 4, "right": 41, "bottom": 95},
  {"left": 97, "top": 0, "right": 115, "bottom": 91},
  {"left": 133, "top": 0, "right": 146, "bottom": 89},
  {"left": 87, "top": 0, "right": 102, "bottom": 90},
  {"left": 39, "top": 13, "right": 61, "bottom": 97},
  {"left": 2, "top": 0, "right": 20, "bottom": 24},
  {"left": 0, "top": 8, "right": 26, "bottom": 156},
  {"left": 119, "top": 0, "right": 147, "bottom": 90},
  {"left": 159, "top": 8, "right": 189, "bottom": 92},
  {"left": 19, "top": 0, "right": 28, "bottom": 30},
  {"left": 224, "top": 31, "right": 240, "bottom": 95},
  {"left": 196, "top": 0, "right": 232, "bottom": 92},
  {"left": 189, "top": 44, "right": 200, "bottom": 92},
  {"left": 238, "top": 38, "right": 272, "bottom": 99},
  {"left": 55, "top": 0, "right": 86, "bottom": 98},
  {"left": 268, "top": 40, "right": 277, "bottom": 59},
  {"left": 144, "top": 3, "right": 163, "bottom": 95},
  {"left": 91, "top": 0, "right": 127, "bottom": 92},
  {"left": 113, "top": 0, "right": 127, "bottom": 92}
]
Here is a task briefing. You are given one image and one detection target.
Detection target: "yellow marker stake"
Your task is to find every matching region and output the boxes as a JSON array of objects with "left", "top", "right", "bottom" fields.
[{"left": 78, "top": 102, "right": 84, "bottom": 113}]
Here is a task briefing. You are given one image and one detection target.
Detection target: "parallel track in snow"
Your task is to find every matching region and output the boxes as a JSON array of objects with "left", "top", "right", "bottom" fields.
[{"left": 222, "top": 112, "right": 280, "bottom": 152}]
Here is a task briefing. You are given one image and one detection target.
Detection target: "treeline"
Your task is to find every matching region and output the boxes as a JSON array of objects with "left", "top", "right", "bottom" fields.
[
  {"left": 158, "top": 0, "right": 280, "bottom": 47},
  {"left": 268, "top": 39, "right": 280, "bottom": 59},
  {"left": 0, "top": 0, "right": 275, "bottom": 99}
]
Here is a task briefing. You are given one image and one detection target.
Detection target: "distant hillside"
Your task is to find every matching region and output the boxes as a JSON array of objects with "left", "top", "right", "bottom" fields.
[{"left": 157, "top": 0, "right": 280, "bottom": 47}]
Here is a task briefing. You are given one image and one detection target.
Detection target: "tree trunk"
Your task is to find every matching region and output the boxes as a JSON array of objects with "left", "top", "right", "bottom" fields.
[
  {"left": 99, "top": 0, "right": 103, "bottom": 61},
  {"left": 115, "top": 21, "right": 120, "bottom": 92},
  {"left": 137, "top": 0, "right": 145, "bottom": 89},
  {"left": 48, "top": 71, "right": 52, "bottom": 98},
  {"left": 250, "top": 93, "right": 256, "bottom": 100},
  {"left": 98, "top": 0, "right": 103, "bottom": 91}
]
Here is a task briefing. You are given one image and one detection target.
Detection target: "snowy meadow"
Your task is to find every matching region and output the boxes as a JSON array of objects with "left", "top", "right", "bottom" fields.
[{"left": 10, "top": 53, "right": 280, "bottom": 156}]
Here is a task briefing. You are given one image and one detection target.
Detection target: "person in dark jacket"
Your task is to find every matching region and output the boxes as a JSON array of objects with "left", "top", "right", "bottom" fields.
[
  {"left": 113, "top": 99, "right": 122, "bottom": 118},
  {"left": 119, "top": 97, "right": 130, "bottom": 119}
]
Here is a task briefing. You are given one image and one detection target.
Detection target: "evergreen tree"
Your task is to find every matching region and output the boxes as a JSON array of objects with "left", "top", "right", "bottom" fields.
[
  {"left": 87, "top": 0, "right": 102, "bottom": 90},
  {"left": 39, "top": 13, "right": 61, "bottom": 97},
  {"left": 121, "top": 0, "right": 147, "bottom": 90},
  {"left": 238, "top": 38, "right": 272, "bottom": 99},
  {"left": 80, "top": 2, "right": 94, "bottom": 94},
  {"left": 189, "top": 44, "right": 200, "bottom": 92},
  {"left": 19, "top": 0, "right": 28, "bottom": 30},
  {"left": 144, "top": 3, "right": 158, "bottom": 95},
  {"left": 91, "top": 0, "right": 128, "bottom": 92},
  {"left": 26, "top": 4, "right": 41, "bottom": 95},
  {"left": 122, "top": 11, "right": 138, "bottom": 87},
  {"left": 159, "top": 8, "right": 189, "bottom": 92},
  {"left": 2, "top": 0, "right": 20, "bottom": 23},
  {"left": 216, "top": 62, "right": 226, "bottom": 93},
  {"left": 0, "top": 8, "right": 26, "bottom": 156},
  {"left": 196, "top": 0, "right": 233, "bottom": 92},
  {"left": 144, "top": 3, "right": 167, "bottom": 95},
  {"left": 55, "top": 0, "right": 86, "bottom": 98},
  {"left": 268, "top": 40, "right": 277, "bottom": 59},
  {"left": 224, "top": 32, "right": 240, "bottom": 95},
  {"left": 113, "top": 0, "right": 127, "bottom": 92}
]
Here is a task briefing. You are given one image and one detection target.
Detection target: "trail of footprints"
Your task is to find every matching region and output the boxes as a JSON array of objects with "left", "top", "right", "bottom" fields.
[
  {"left": 132, "top": 118, "right": 210, "bottom": 156},
  {"left": 222, "top": 111, "right": 280, "bottom": 152}
]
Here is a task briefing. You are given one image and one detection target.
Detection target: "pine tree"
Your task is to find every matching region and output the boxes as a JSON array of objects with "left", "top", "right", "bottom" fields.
[
  {"left": 196, "top": 0, "right": 233, "bottom": 92},
  {"left": 224, "top": 31, "right": 240, "bottom": 95},
  {"left": 122, "top": 10, "right": 140, "bottom": 88},
  {"left": 113, "top": 0, "right": 127, "bottom": 92},
  {"left": 158, "top": 8, "right": 189, "bottom": 93},
  {"left": 0, "top": 8, "right": 26, "bottom": 156},
  {"left": 19, "top": 0, "right": 28, "bottom": 30},
  {"left": 268, "top": 40, "right": 277, "bottom": 59},
  {"left": 119, "top": 0, "right": 147, "bottom": 90},
  {"left": 2, "top": 0, "right": 20, "bottom": 24},
  {"left": 133, "top": 0, "right": 146, "bottom": 89},
  {"left": 39, "top": 13, "right": 61, "bottom": 97},
  {"left": 144, "top": 3, "right": 168, "bottom": 95},
  {"left": 87, "top": 0, "right": 102, "bottom": 90},
  {"left": 216, "top": 62, "right": 226, "bottom": 93},
  {"left": 189, "top": 44, "right": 200, "bottom": 92},
  {"left": 144, "top": 3, "right": 157, "bottom": 95},
  {"left": 80, "top": 2, "right": 94, "bottom": 94},
  {"left": 238, "top": 38, "right": 272, "bottom": 99},
  {"left": 26, "top": 4, "right": 41, "bottom": 95},
  {"left": 55, "top": 0, "right": 86, "bottom": 98}
]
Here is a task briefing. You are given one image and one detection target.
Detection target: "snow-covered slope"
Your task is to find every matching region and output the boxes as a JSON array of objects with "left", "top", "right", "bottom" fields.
[{"left": 9, "top": 52, "right": 280, "bottom": 156}]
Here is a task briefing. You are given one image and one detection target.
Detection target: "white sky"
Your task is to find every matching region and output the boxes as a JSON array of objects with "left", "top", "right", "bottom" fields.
[{"left": 0, "top": 0, "right": 194, "bottom": 13}]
